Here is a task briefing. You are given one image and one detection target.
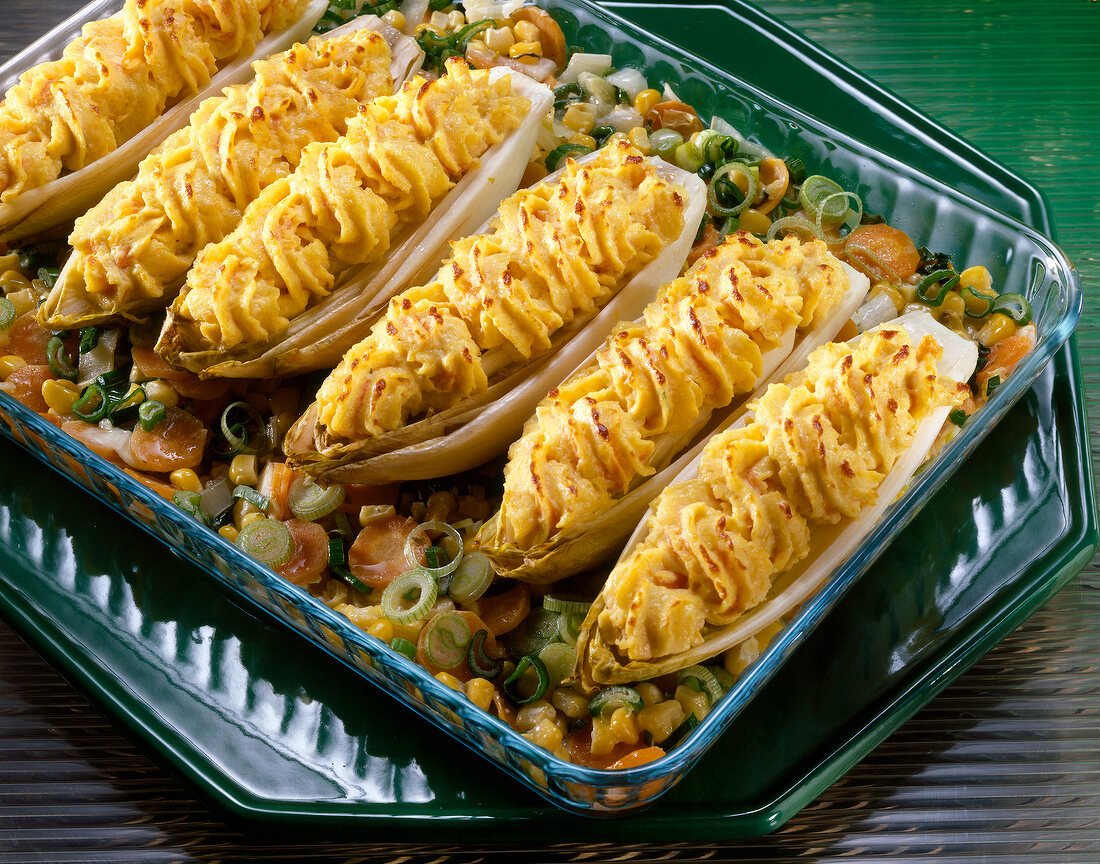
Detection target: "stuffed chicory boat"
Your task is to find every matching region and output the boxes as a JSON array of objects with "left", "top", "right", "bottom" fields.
[
  {"left": 283, "top": 141, "right": 708, "bottom": 484},
  {"left": 576, "top": 311, "right": 978, "bottom": 688},
  {"left": 0, "top": 0, "right": 328, "bottom": 244},
  {"left": 39, "top": 17, "right": 424, "bottom": 330}
]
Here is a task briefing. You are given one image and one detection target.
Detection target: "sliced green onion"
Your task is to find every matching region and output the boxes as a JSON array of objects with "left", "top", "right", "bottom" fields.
[
  {"left": 404, "top": 520, "right": 462, "bottom": 579},
  {"left": 677, "top": 664, "right": 724, "bottom": 705},
  {"left": 108, "top": 383, "right": 145, "bottom": 424},
  {"left": 137, "top": 399, "right": 166, "bottom": 432},
  {"left": 449, "top": 552, "right": 494, "bottom": 604},
  {"left": 332, "top": 509, "right": 353, "bottom": 541},
  {"left": 236, "top": 518, "right": 293, "bottom": 567},
  {"left": 950, "top": 409, "right": 969, "bottom": 427},
  {"left": 391, "top": 637, "right": 417, "bottom": 660},
  {"left": 798, "top": 174, "right": 847, "bottom": 225},
  {"left": 707, "top": 161, "right": 759, "bottom": 218},
  {"left": 328, "top": 537, "right": 346, "bottom": 569},
  {"left": 785, "top": 157, "right": 807, "bottom": 184},
  {"left": 814, "top": 190, "right": 863, "bottom": 237},
  {"left": 961, "top": 284, "right": 996, "bottom": 319},
  {"left": 71, "top": 382, "right": 111, "bottom": 422},
  {"left": 674, "top": 141, "right": 704, "bottom": 173},
  {"left": 0, "top": 297, "right": 16, "bottom": 331},
  {"left": 692, "top": 129, "right": 734, "bottom": 164},
  {"left": 503, "top": 655, "right": 550, "bottom": 705},
  {"left": 711, "top": 665, "right": 735, "bottom": 691},
  {"left": 173, "top": 490, "right": 210, "bottom": 525},
  {"left": 330, "top": 564, "right": 372, "bottom": 595},
  {"left": 380, "top": 569, "right": 437, "bottom": 625},
  {"left": 557, "top": 610, "right": 585, "bottom": 646},
  {"left": 538, "top": 642, "right": 576, "bottom": 686},
  {"left": 288, "top": 473, "right": 345, "bottom": 521},
  {"left": 545, "top": 142, "right": 591, "bottom": 172},
  {"left": 542, "top": 595, "right": 592, "bottom": 616},
  {"left": 588, "top": 685, "right": 644, "bottom": 718},
  {"left": 468, "top": 628, "right": 502, "bottom": 679},
  {"left": 985, "top": 375, "right": 1002, "bottom": 398},
  {"left": 46, "top": 336, "right": 78, "bottom": 381},
  {"left": 232, "top": 484, "right": 270, "bottom": 511},
  {"left": 77, "top": 327, "right": 99, "bottom": 354},
  {"left": 991, "top": 292, "right": 1032, "bottom": 325},
  {"left": 662, "top": 713, "right": 700, "bottom": 750},
  {"left": 915, "top": 269, "right": 960, "bottom": 307},
  {"left": 216, "top": 400, "right": 268, "bottom": 458},
  {"left": 421, "top": 611, "right": 471, "bottom": 671},
  {"left": 766, "top": 214, "right": 825, "bottom": 243},
  {"left": 590, "top": 124, "right": 615, "bottom": 145},
  {"left": 648, "top": 128, "right": 683, "bottom": 160},
  {"left": 95, "top": 367, "right": 128, "bottom": 389}
]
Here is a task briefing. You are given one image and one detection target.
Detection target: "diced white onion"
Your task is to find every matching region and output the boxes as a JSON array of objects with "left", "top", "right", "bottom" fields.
[
  {"left": 578, "top": 71, "right": 617, "bottom": 115},
  {"left": 605, "top": 67, "right": 648, "bottom": 100},
  {"left": 852, "top": 291, "right": 898, "bottom": 333},
  {"left": 710, "top": 115, "right": 775, "bottom": 161},
  {"left": 460, "top": 0, "right": 524, "bottom": 21},
  {"left": 558, "top": 52, "right": 612, "bottom": 83},
  {"left": 397, "top": 0, "right": 428, "bottom": 33},
  {"left": 661, "top": 82, "right": 679, "bottom": 102},
  {"left": 601, "top": 104, "right": 644, "bottom": 132}
]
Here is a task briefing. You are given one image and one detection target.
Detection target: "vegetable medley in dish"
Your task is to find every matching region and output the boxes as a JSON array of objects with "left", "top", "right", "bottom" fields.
[{"left": 0, "top": 0, "right": 1040, "bottom": 773}]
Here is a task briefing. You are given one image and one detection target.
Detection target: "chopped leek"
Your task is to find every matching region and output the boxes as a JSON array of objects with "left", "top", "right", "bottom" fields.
[{"left": 235, "top": 519, "right": 293, "bottom": 567}]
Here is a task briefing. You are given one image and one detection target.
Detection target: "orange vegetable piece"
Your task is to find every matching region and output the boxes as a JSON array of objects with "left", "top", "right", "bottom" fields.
[
  {"left": 976, "top": 331, "right": 1032, "bottom": 396},
  {"left": 348, "top": 512, "right": 419, "bottom": 588},
  {"left": 6, "top": 313, "right": 53, "bottom": 365},
  {"left": 123, "top": 468, "right": 178, "bottom": 501},
  {"left": 844, "top": 223, "right": 920, "bottom": 282},
  {"left": 339, "top": 482, "right": 400, "bottom": 513},
  {"left": 465, "top": 581, "right": 531, "bottom": 636},
  {"left": 261, "top": 462, "right": 295, "bottom": 520},
  {"left": 127, "top": 406, "right": 208, "bottom": 472},
  {"left": 130, "top": 345, "right": 230, "bottom": 400},
  {"left": 1, "top": 364, "right": 52, "bottom": 412},
  {"left": 645, "top": 100, "right": 704, "bottom": 138},
  {"left": 276, "top": 519, "right": 330, "bottom": 587},
  {"left": 607, "top": 746, "right": 665, "bottom": 770}
]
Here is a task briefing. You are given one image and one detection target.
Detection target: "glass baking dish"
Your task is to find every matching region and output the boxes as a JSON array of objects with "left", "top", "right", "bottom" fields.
[{"left": 0, "top": 0, "right": 1082, "bottom": 815}]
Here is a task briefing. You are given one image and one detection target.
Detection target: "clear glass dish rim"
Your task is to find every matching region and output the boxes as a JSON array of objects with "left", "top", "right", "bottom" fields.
[{"left": 0, "top": 0, "right": 1083, "bottom": 810}]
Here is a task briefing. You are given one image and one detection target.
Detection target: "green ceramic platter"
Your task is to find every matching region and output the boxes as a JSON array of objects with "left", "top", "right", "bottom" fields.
[{"left": 0, "top": 0, "right": 1094, "bottom": 840}]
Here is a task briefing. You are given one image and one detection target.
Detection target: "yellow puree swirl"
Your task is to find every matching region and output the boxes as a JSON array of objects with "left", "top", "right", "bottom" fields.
[
  {"left": 597, "top": 326, "right": 967, "bottom": 663},
  {"left": 169, "top": 59, "right": 529, "bottom": 353},
  {"left": 314, "top": 142, "right": 686, "bottom": 442},
  {"left": 489, "top": 231, "right": 848, "bottom": 553},
  {"left": 0, "top": 0, "right": 307, "bottom": 203},
  {"left": 61, "top": 29, "right": 394, "bottom": 322}
]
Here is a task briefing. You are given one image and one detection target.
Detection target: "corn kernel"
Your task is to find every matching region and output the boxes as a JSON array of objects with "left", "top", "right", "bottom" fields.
[
  {"left": 569, "top": 132, "right": 597, "bottom": 150},
  {"left": 632, "top": 88, "right": 661, "bottom": 117},
  {"left": 589, "top": 715, "right": 616, "bottom": 756},
  {"left": 466, "top": 677, "right": 496, "bottom": 711},
  {"left": 725, "top": 635, "right": 760, "bottom": 677},
  {"left": 637, "top": 699, "right": 686, "bottom": 745},
  {"left": 959, "top": 265, "right": 993, "bottom": 294},
  {"left": 737, "top": 207, "right": 772, "bottom": 236},
  {"left": 391, "top": 619, "right": 425, "bottom": 645},
  {"left": 239, "top": 510, "right": 267, "bottom": 530},
  {"left": 366, "top": 617, "right": 394, "bottom": 643},
  {"left": 510, "top": 41, "right": 543, "bottom": 62},
  {"left": 633, "top": 681, "right": 663, "bottom": 708},
  {"left": 0, "top": 253, "right": 19, "bottom": 272},
  {"left": 606, "top": 131, "right": 630, "bottom": 146},
  {"left": 978, "top": 312, "right": 1016, "bottom": 347},
  {"left": 142, "top": 379, "right": 179, "bottom": 409},
  {"left": 360, "top": 503, "right": 396, "bottom": 527},
  {"left": 870, "top": 282, "right": 904, "bottom": 314},
  {"left": 170, "top": 468, "right": 203, "bottom": 493},
  {"left": 608, "top": 706, "right": 640, "bottom": 746},
  {"left": 524, "top": 717, "right": 564, "bottom": 751},
  {"left": 41, "top": 378, "right": 80, "bottom": 416},
  {"left": 485, "top": 26, "right": 514, "bottom": 54},
  {"left": 6, "top": 288, "right": 36, "bottom": 316},
  {"left": 0, "top": 269, "right": 31, "bottom": 294},
  {"left": 561, "top": 102, "right": 596, "bottom": 134},
  {"left": 435, "top": 671, "right": 464, "bottom": 692},
  {"left": 627, "top": 125, "right": 651, "bottom": 155},
  {"left": 0, "top": 355, "right": 27, "bottom": 380},
  {"left": 516, "top": 699, "right": 557, "bottom": 732},
  {"left": 550, "top": 686, "right": 589, "bottom": 719},
  {"left": 937, "top": 290, "right": 965, "bottom": 322},
  {"left": 675, "top": 683, "right": 709, "bottom": 723},
  {"left": 381, "top": 9, "right": 405, "bottom": 30},
  {"left": 513, "top": 19, "right": 540, "bottom": 42},
  {"left": 426, "top": 490, "right": 456, "bottom": 522},
  {"left": 218, "top": 525, "right": 240, "bottom": 542},
  {"left": 229, "top": 453, "right": 258, "bottom": 486}
]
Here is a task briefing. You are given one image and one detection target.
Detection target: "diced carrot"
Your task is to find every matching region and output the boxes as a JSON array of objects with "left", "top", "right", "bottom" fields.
[
  {"left": 123, "top": 468, "right": 178, "bottom": 501},
  {"left": 348, "top": 512, "right": 419, "bottom": 588},
  {"left": 607, "top": 746, "right": 665, "bottom": 770},
  {"left": 259, "top": 462, "right": 296, "bottom": 520},
  {"left": 339, "top": 482, "right": 400, "bottom": 512},
  {"left": 466, "top": 581, "right": 531, "bottom": 636},
  {"left": 131, "top": 345, "right": 231, "bottom": 400},
  {"left": 276, "top": 519, "right": 330, "bottom": 586},
  {"left": 1, "top": 364, "right": 53, "bottom": 412},
  {"left": 844, "top": 223, "right": 920, "bottom": 282},
  {"left": 127, "top": 406, "right": 208, "bottom": 472},
  {"left": 564, "top": 729, "right": 642, "bottom": 770},
  {"left": 6, "top": 313, "right": 53, "bottom": 365},
  {"left": 976, "top": 331, "right": 1033, "bottom": 396}
]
